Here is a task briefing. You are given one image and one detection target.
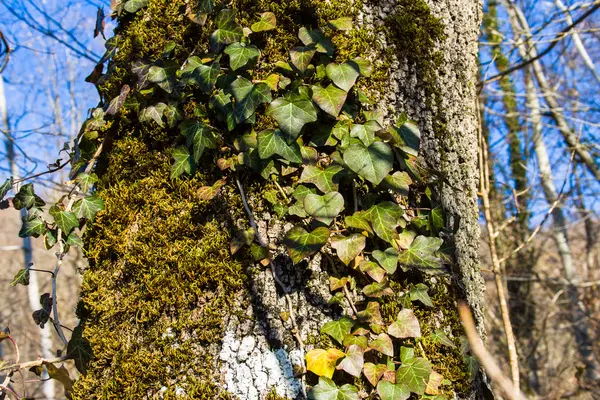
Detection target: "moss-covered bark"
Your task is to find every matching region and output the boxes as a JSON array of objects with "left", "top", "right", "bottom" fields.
[{"left": 72, "top": 0, "right": 485, "bottom": 398}]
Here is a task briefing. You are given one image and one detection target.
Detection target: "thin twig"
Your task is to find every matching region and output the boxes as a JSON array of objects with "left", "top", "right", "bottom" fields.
[{"left": 458, "top": 303, "right": 528, "bottom": 400}]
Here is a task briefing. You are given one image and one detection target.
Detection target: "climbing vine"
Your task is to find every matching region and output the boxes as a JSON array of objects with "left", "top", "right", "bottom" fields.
[{"left": 0, "top": 1, "right": 474, "bottom": 399}]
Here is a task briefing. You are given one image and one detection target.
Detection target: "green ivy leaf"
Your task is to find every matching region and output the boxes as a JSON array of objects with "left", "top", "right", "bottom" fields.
[
  {"left": 430, "top": 330, "right": 456, "bottom": 348},
  {"left": 321, "top": 316, "right": 354, "bottom": 344},
  {"left": 363, "top": 279, "right": 394, "bottom": 298},
  {"left": 251, "top": 12, "right": 277, "bottom": 32},
  {"left": 267, "top": 93, "right": 318, "bottom": 142},
  {"left": 72, "top": 195, "right": 105, "bottom": 221},
  {"left": 257, "top": 129, "right": 302, "bottom": 163},
  {"left": 304, "top": 192, "right": 344, "bottom": 225},
  {"left": 330, "top": 234, "right": 366, "bottom": 265},
  {"left": 356, "top": 301, "right": 384, "bottom": 331},
  {"left": 312, "top": 84, "right": 347, "bottom": 117},
  {"left": 370, "top": 332, "right": 394, "bottom": 357},
  {"left": 396, "top": 357, "right": 432, "bottom": 395},
  {"left": 180, "top": 120, "right": 217, "bottom": 162},
  {"left": 382, "top": 171, "right": 412, "bottom": 196},
  {"left": 228, "top": 77, "right": 272, "bottom": 123},
  {"left": 139, "top": 102, "right": 167, "bottom": 127},
  {"left": 309, "top": 377, "right": 359, "bottom": 400},
  {"left": 352, "top": 57, "right": 373, "bottom": 77},
  {"left": 171, "top": 146, "right": 195, "bottom": 179},
  {"left": 350, "top": 124, "right": 376, "bottom": 146},
  {"left": 359, "top": 260, "right": 386, "bottom": 282},
  {"left": 67, "top": 325, "right": 92, "bottom": 374},
  {"left": 397, "top": 235, "right": 443, "bottom": 269},
  {"left": 298, "top": 27, "right": 334, "bottom": 57},
  {"left": 224, "top": 43, "right": 260, "bottom": 71},
  {"left": 376, "top": 380, "right": 410, "bottom": 400},
  {"left": 1, "top": 177, "right": 13, "bottom": 201},
  {"left": 76, "top": 173, "right": 98, "bottom": 193},
  {"left": 326, "top": 62, "right": 360, "bottom": 92},
  {"left": 292, "top": 185, "right": 318, "bottom": 202},
  {"left": 164, "top": 103, "right": 183, "bottom": 128},
  {"left": 328, "top": 17, "right": 353, "bottom": 31},
  {"left": 364, "top": 202, "right": 403, "bottom": 244},
  {"left": 49, "top": 206, "right": 79, "bottom": 235},
  {"left": 337, "top": 344, "right": 364, "bottom": 377},
  {"left": 13, "top": 183, "right": 45, "bottom": 210},
  {"left": 284, "top": 226, "right": 330, "bottom": 264},
  {"left": 210, "top": 9, "right": 243, "bottom": 52},
  {"left": 410, "top": 283, "right": 433, "bottom": 307},
  {"left": 343, "top": 141, "right": 393, "bottom": 185},
  {"left": 211, "top": 90, "right": 237, "bottom": 131},
  {"left": 373, "top": 247, "right": 399, "bottom": 275},
  {"left": 44, "top": 230, "right": 57, "bottom": 249},
  {"left": 300, "top": 164, "right": 343, "bottom": 193},
  {"left": 364, "top": 363, "right": 388, "bottom": 387},
  {"left": 343, "top": 335, "right": 368, "bottom": 349},
  {"left": 430, "top": 206, "right": 444, "bottom": 231},
  {"left": 10, "top": 268, "right": 30, "bottom": 286},
  {"left": 66, "top": 231, "right": 84, "bottom": 247},
  {"left": 388, "top": 309, "right": 421, "bottom": 339},
  {"left": 290, "top": 46, "right": 316, "bottom": 73},
  {"left": 344, "top": 212, "right": 373, "bottom": 235},
  {"left": 123, "top": 0, "right": 148, "bottom": 13},
  {"left": 191, "top": 61, "right": 220, "bottom": 94}
]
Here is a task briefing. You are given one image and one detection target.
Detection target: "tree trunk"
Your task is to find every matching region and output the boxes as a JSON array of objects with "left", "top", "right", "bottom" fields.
[{"left": 71, "top": 0, "right": 485, "bottom": 399}]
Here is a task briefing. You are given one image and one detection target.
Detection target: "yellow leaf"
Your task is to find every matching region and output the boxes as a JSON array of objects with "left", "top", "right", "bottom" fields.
[{"left": 306, "top": 348, "right": 345, "bottom": 378}]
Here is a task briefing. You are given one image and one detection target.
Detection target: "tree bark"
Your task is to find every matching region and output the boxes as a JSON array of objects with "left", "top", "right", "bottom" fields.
[{"left": 71, "top": 1, "right": 486, "bottom": 399}]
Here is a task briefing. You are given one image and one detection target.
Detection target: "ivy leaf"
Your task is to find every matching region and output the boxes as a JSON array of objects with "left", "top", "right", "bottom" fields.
[
  {"left": 251, "top": 12, "right": 276, "bottom": 32},
  {"left": 350, "top": 124, "right": 375, "bottom": 146},
  {"left": 49, "top": 207, "right": 78, "bottom": 235},
  {"left": 171, "top": 146, "right": 194, "bottom": 179},
  {"left": 321, "top": 316, "right": 355, "bottom": 344},
  {"left": 343, "top": 142, "right": 393, "bottom": 185},
  {"left": 211, "top": 90, "right": 236, "bottom": 131},
  {"left": 197, "top": 178, "right": 227, "bottom": 201},
  {"left": 370, "top": 333, "right": 394, "bottom": 357},
  {"left": 300, "top": 164, "right": 343, "bottom": 193},
  {"left": 430, "top": 206, "right": 444, "bottom": 231},
  {"left": 193, "top": 62, "right": 220, "bottom": 94},
  {"left": 164, "top": 104, "right": 183, "bottom": 128},
  {"left": 396, "top": 357, "right": 432, "bottom": 395},
  {"left": 228, "top": 77, "right": 272, "bottom": 123},
  {"left": 343, "top": 335, "right": 368, "bottom": 349},
  {"left": 352, "top": 57, "right": 373, "bottom": 77},
  {"left": 430, "top": 330, "right": 456, "bottom": 348},
  {"left": 71, "top": 196, "right": 104, "bottom": 221},
  {"left": 13, "top": 183, "right": 45, "bottom": 210},
  {"left": 123, "top": 0, "right": 147, "bottom": 13},
  {"left": 410, "top": 283, "right": 433, "bottom": 307},
  {"left": 388, "top": 309, "right": 421, "bottom": 339},
  {"left": 290, "top": 46, "right": 316, "bottom": 73},
  {"left": 363, "top": 280, "right": 394, "bottom": 298},
  {"left": 326, "top": 62, "right": 360, "bottom": 92},
  {"left": 298, "top": 27, "right": 334, "bottom": 56},
  {"left": 397, "top": 236, "right": 443, "bottom": 269},
  {"left": 10, "top": 268, "right": 30, "bottom": 286},
  {"left": 344, "top": 212, "right": 373, "bottom": 235},
  {"left": 306, "top": 349, "right": 345, "bottom": 379},
  {"left": 337, "top": 344, "right": 364, "bottom": 377},
  {"left": 373, "top": 247, "right": 399, "bottom": 275},
  {"left": 382, "top": 171, "right": 412, "bottom": 196},
  {"left": 364, "top": 363, "right": 388, "bottom": 387},
  {"left": 19, "top": 214, "right": 47, "bottom": 238},
  {"left": 364, "top": 202, "right": 404, "bottom": 244},
  {"left": 0, "top": 177, "right": 12, "bottom": 201},
  {"left": 308, "top": 377, "right": 359, "bottom": 400},
  {"left": 304, "top": 192, "right": 344, "bottom": 225},
  {"left": 377, "top": 380, "right": 410, "bottom": 400},
  {"left": 210, "top": 9, "right": 243, "bottom": 52},
  {"left": 76, "top": 173, "right": 98, "bottom": 193},
  {"left": 180, "top": 120, "right": 217, "bottom": 162},
  {"left": 312, "top": 84, "right": 347, "bottom": 117},
  {"left": 284, "top": 226, "right": 330, "bottom": 264},
  {"left": 139, "top": 102, "right": 167, "bottom": 127},
  {"left": 267, "top": 93, "right": 318, "bottom": 142},
  {"left": 224, "top": 43, "right": 260, "bottom": 71},
  {"left": 425, "top": 370, "right": 444, "bottom": 395},
  {"left": 328, "top": 17, "right": 353, "bottom": 31},
  {"left": 330, "top": 234, "right": 366, "bottom": 266},
  {"left": 32, "top": 293, "right": 52, "bottom": 328},
  {"left": 356, "top": 301, "right": 383, "bottom": 331},
  {"left": 359, "top": 261, "right": 386, "bottom": 283},
  {"left": 257, "top": 129, "right": 302, "bottom": 163},
  {"left": 67, "top": 325, "right": 92, "bottom": 374}
]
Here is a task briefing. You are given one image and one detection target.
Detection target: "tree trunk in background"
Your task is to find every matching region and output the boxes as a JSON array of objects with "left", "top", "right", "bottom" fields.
[
  {"left": 70, "top": 1, "right": 486, "bottom": 399},
  {"left": 1, "top": 74, "right": 56, "bottom": 400}
]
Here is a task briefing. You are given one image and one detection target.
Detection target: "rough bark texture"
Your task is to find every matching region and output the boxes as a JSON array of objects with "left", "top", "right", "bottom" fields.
[{"left": 70, "top": 0, "right": 486, "bottom": 399}]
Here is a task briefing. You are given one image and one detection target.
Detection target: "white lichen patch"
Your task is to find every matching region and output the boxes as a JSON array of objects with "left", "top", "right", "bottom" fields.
[{"left": 219, "top": 330, "right": 302, "bottom": 400}]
